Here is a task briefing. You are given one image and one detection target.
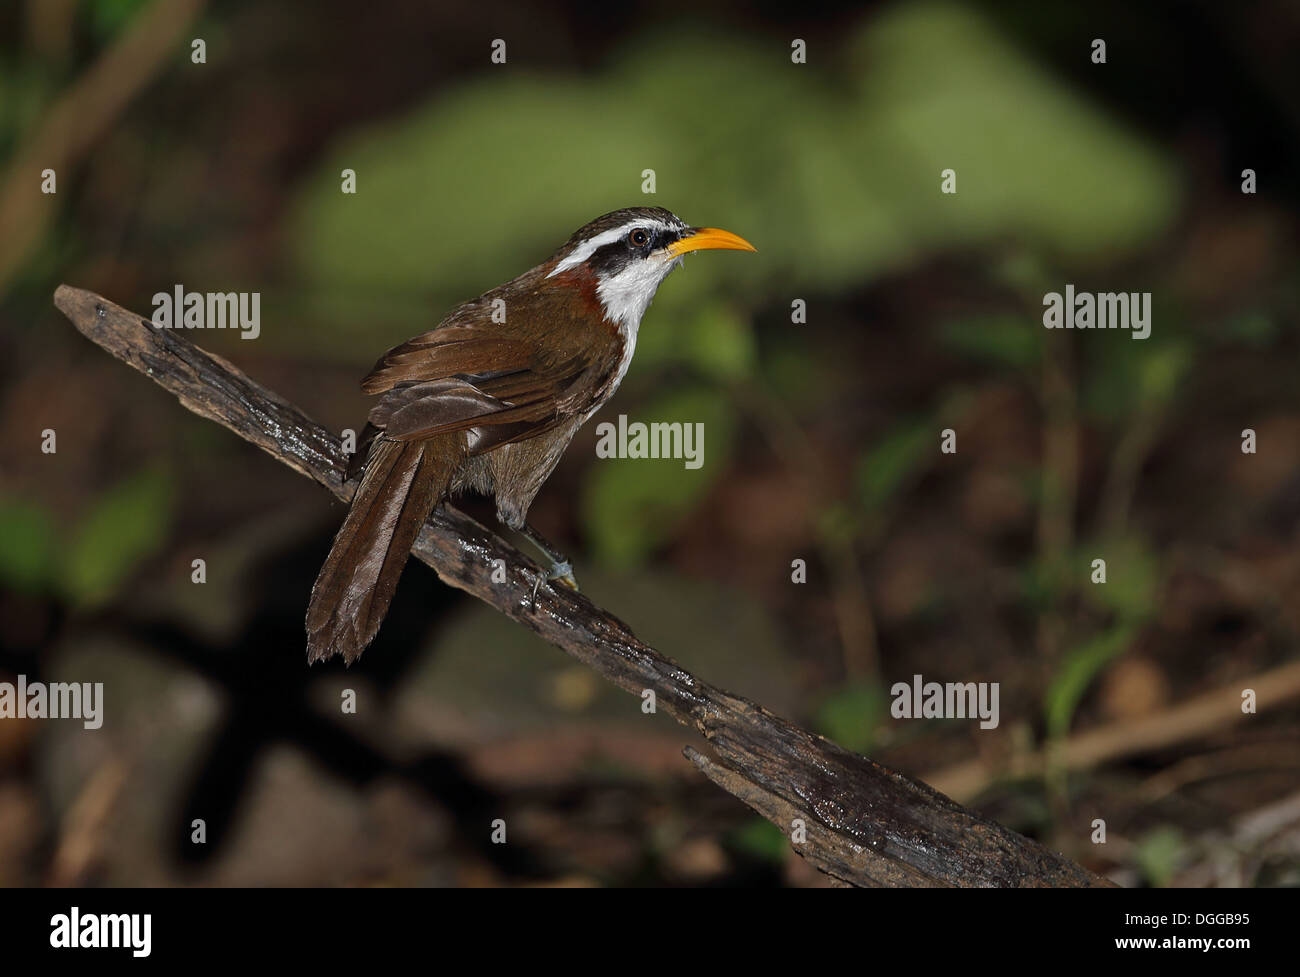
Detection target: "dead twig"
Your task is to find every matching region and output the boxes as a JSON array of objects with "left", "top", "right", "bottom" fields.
[{"left": 925, "top": 659, "right": 1300, "bottom": 803}]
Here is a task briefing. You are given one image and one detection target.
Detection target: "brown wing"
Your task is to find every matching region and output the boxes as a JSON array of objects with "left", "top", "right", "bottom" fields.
[
  {"left": 360, "top": 324, "right": 533, "bottom": 394},
  {"left": 358, "top": 294, "right": 609, "bottom": 454}
]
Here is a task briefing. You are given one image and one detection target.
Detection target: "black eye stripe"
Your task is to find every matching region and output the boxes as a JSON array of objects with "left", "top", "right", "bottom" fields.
[
  {"left": 625, "top": 226, "right": 682, "bottom": 250},
  {"left": 590, "top": 240, "right": 634, "bottom": 276},
  {"left": 587, "top": 224, "right": 685, "bottom": 274}
]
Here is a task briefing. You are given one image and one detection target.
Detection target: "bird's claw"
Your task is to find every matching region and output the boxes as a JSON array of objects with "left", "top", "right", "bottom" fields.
[
  {"left": 547, "top": 560, "right": 579, "bottom": 592},
  {"left": 529, "top": 561, "right": 579, "bottom": 601}
]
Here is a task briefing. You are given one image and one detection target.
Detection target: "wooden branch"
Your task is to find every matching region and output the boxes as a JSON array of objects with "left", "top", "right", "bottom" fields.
[{"left": 54, "top": 284, "right": 1113, "bottom": 888}]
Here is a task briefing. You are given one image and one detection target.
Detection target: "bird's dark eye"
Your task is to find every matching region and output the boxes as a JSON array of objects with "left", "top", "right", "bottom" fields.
[{"left": 628, "top": 228, "right": 649, "bottom": 248}]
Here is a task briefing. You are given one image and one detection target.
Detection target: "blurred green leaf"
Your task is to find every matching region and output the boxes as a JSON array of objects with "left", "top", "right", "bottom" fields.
[
  {"left": 1220, "top": 310, "right": 1277, "bottom": 347},
  {"left": 1081, "top": 351, "right": 1143, "bottom": 421},
  {"left": 0, "top": 64, "right": 58, "bottom": 156},
  {"left": 1019, "top": 560, "right": 1059, "bottom": 611},
  {"left": 848, "top": 1, "right": 1180, "bottom": 258},
  {"left": 1081, "top": 537, "right": 1160, "bottom": 622},
  {"left": 727, "top": 817, "right": 788, "bottom": 864},
  {"left": 1082, "top": 336, "right": 1190, "bottom": 423},
  {"left": 816, "top": 682, "right": 888, "bottom": 753},
  {"left": 638, "top": 301, "right": 755, "bottom": 380},
  {"left": 1045, "top": 624, "right": 1134, "bottom": 739},
  {"left": 814, "top": 501, "right": 864, "bottom": 545},
  {"left": 1133, "top": 826, "right": 1186, "bottom": 888},
  {"left": 64, "top": 467, "right": 173, "bottom": 608},
  {"left": 759, "top": 341, "right": 820, "bottom": 407},
  {"left": 580, "top": 387, "right": 736, "bottom": 568},
  {"left": 940, "top": 314, "right": 1041, "bottom": 371},
  {"left": 855, "top": 419, "right": 932, "bottom": 511},
  {"left": 990, "top": 248, "right": 1053, "bottom": 297},
  {"left": 0, "top": 500, "right": 59, "bottom": 593},
  {"left": 1137, "top": 342, "right": 1192, "bottom": 405},
  {"left": 89, "top": 0, "right": 153, "bottom": 40}
]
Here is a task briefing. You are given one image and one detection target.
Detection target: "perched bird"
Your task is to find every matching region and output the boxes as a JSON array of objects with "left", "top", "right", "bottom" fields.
[{"left": 306, "top": 207, "right": 755, "bottom": 664}]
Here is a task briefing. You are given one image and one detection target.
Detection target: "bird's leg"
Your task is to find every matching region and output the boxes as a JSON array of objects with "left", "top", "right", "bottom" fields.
[{"left": 515, "top": 521, "right": 579, "bottom": 592}]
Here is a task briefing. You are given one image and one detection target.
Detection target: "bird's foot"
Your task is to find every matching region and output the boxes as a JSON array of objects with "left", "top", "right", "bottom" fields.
[
  {"left": 529, "top": 561, "right": 579, "bottom": 601},
  {"left": 515, "top": 522, "right": 579, "bottom": 595},
  {"left": 547, "top": 560, "right": 579, "bottom": 592}
]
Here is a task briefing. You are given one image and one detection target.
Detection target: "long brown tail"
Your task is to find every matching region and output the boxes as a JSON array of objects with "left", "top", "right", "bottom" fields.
[{"left": 306, "top": 436, "right": 456, "bottom": 664}]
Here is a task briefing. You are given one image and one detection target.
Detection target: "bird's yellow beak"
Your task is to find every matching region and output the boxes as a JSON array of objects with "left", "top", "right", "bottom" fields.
[{"left": 667, "top": 227, "right": 757, "bottom": 257}]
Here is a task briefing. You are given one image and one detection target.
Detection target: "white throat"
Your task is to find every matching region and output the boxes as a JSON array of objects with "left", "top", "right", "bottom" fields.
[
  {"left": 594, "top": 251, "right": 681, "bottom": 330},
  {"left": 594, "top": 252, "right": 682, "bottom": 401}
]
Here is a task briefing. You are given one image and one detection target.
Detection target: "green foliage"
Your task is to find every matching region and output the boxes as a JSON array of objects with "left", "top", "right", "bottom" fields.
[
  {"left": 816, "top": 682, "right": 888, "bottom": 753},
  {"left": 814, "top": 501, "right": 864, "bottom": 546},
  {"left": 1082, "top": 537, "right": 1160, "bottom": 622},
  {"left": 88, "top": 0, "right": 153, "bottom": 41},
  {"left": 0, "top": 500, "right": 59, "bottom": 593},
  {"left": 1018, "top": 560, "right": 1057, "bottom": 612},
  {"left": 1082, "top": 337, "right": 1192, "bottom": 423},
  {"left": 0, "top": 62, "right": 59, "bottom": 160},
  {"left": 855, "top": 418, "right": 933, "bottom": 512},
  {"left": 580, "top": 386, "right": 736, "bottom": 567},
  {"left": 64, "top": 467, "right": 173, "bottom": 608},
  {"left": 727, "top": 817, "right": 788, "bottom": 864},
  {"left": 990, "top": 248, "right": 1054, "bottom": 297},
  {"left": 940, "top": 315, "right": 1042, "bottom": 371},
  {"left": 0, "top": 469, "right": 174, "bottom": 608},
  {"left": 289, "top": 3, "right": 1177, "bottom": 323},
  {"left": 848, "top": 1, "right": 1179, "bottom": 259},
  {"left": 1044, "top": 624, "right": 1135, "bottom": 740},
  {"left": 1133, "top": 827, "right": 1187, "bottom": 888},
  {"left": 1044, "top": 536, "right": 1158, "bottom": 737},
  {"left": 1220, "top": 309, "right": 1277, "bottom": 348},
  {"left": 759, "top": 341, "right": 821, "bottom": 408},
  {"left": 637, "top": 301, "right": 755, "bottom": 381},
  {"left": 1137, "top": 342, "right": 1192, "bottom": 406}
]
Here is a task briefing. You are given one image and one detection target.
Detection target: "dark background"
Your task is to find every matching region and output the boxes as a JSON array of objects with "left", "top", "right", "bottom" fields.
[{"left": 0, "top": 0, "right": 1297, "bottom": 887}]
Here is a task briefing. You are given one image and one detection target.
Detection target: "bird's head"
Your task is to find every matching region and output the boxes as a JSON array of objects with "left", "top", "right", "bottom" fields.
[{"left": 545, "top": 207, "right": 755, "bottom": 330}]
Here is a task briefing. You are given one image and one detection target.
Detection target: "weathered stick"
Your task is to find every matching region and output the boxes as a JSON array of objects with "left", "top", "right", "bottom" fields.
[{"left": 54, "top": 284, "right": 1113, "bottom": 887}]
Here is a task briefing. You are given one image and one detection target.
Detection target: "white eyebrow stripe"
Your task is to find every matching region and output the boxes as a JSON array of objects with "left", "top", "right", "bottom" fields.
[{"left": 546, "top": 219, "right": 674, "bottom": 278}]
